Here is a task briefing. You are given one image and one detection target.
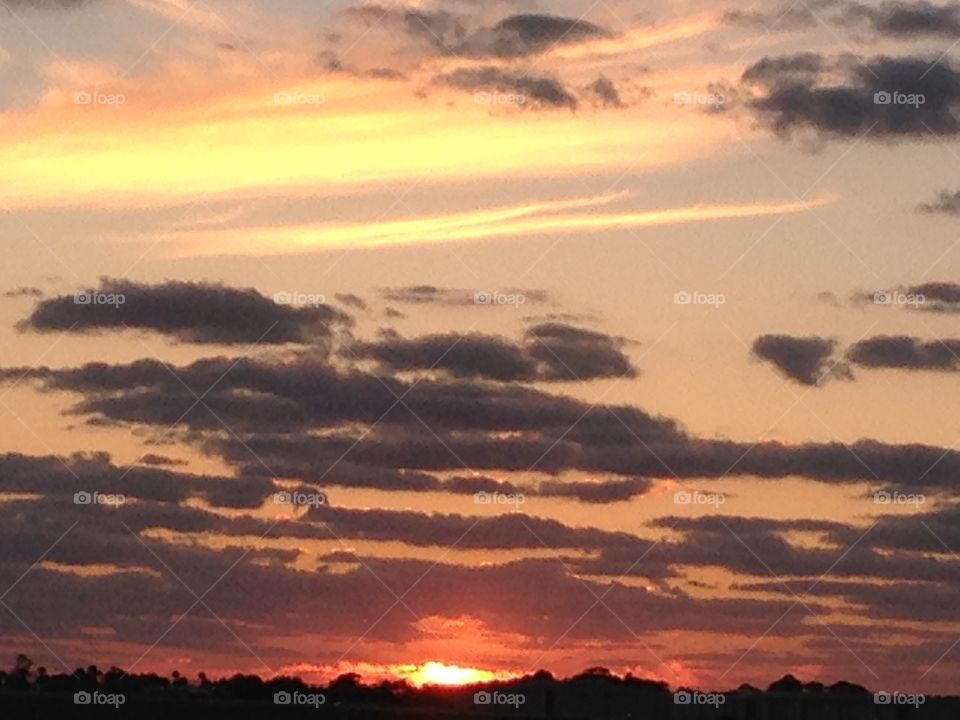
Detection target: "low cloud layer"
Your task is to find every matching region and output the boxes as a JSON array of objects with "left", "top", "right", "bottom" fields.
[
  {"left": 847, "top": 0, "right": 960, "bottom": 37},
  {"left": 752, "top": 334, "right": 850, "bottom": 385},
  {"left": 847, "top": 335, "right": 960, "bottom": 371},
  {"left": 435, "top": 67, "right": 578, "bottom": 110},
  {"left": 740, "top": 53, "right": 960, "bottom": 139},
  {"left": 339, "top": 6, "right": 620, "bottom": 110},
  {"left": 8, "top": 349, "right": 960, "bottom": 495},
  {"left": 464, "top": 13, "right": 610, "bottom": 58},
  {"left": 353, "top": 323, "right": 635, "bottom": 383},
  {"left": 726, "top": 0, "right": 960, "bottom": 38},
  {"left": 920, "top": 189, "right": 960, "bottom": 215},
  {"left": 346, "top": 7, "right": 610, "bottom": 59},
  {"left": 380, "top": 285, "right": 551, "bottom": 306},
  {"left": 856, "top": 281, "right": 960, "bottom": 313},
  {"left": 20, "top": 279, "right": 351, "bottom": 346},
  {"left": 3, "top": 276, "right": 960, "bottom": 687}
]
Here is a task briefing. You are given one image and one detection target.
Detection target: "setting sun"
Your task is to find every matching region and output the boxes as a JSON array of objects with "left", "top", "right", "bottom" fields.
[{"left": 402, "top": 662, "right": 506, "bottom": 687}]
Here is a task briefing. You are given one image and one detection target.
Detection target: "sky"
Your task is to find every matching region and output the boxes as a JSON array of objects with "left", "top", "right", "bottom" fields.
[{"left": 1, "top": 0, "right": 960, "bottom": 696}]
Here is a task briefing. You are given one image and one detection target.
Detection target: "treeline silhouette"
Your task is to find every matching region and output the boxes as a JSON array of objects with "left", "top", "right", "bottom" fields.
[{"left": 0, "top": 653, "right": 955, "bottom": 718}]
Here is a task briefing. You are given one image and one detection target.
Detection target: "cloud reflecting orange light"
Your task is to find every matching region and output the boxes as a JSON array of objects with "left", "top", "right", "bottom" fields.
[
  {"left": 164, "top": 194, "right": 833, "bottom": 256},
  {"left": 280, "top": 661, "right": 516, "bottom": 687},
  {"left": 0, "top": 68, "right": 729, "bottom": 211}
]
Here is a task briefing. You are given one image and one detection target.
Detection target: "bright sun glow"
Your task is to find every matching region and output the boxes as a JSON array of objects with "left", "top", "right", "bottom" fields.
[{"left": 402, "top": 662, "right": 502, "bottom": 687}]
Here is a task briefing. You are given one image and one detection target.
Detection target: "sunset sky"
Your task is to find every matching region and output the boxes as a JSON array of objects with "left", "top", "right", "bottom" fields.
[{"left": 2, "top": 0, "right": 960, "bottom": 696}]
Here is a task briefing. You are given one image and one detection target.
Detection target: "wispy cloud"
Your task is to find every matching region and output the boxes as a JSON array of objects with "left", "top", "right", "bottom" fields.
[{"left": 161, "top": 193, "right": 833, "bottom": 256}]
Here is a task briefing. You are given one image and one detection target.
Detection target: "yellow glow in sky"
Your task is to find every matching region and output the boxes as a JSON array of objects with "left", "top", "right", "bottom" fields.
[
  {"left": 400, "top": 661, "right": 508, "bottom": 687},
  {"left": 164, "top": 194, "right": 833, "bottom": 255},
  {"left": 0, "top": 71, "right": 729, "bottom": 210}
]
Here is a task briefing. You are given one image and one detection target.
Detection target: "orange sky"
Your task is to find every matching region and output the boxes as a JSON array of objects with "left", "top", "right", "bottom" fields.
[{"left": 1, "top": 0, "right": 960, "bottom": 697}]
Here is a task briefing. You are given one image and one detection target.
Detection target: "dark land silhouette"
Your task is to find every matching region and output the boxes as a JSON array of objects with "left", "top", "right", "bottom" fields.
[{"left": 0, "top": 654, "right": 955, "bottom": 718}]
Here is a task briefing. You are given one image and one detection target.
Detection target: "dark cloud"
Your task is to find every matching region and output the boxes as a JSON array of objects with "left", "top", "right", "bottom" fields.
[
  {"left": 868, "top": 505, "right": 960, "bottom": 552},
  {"left": 344, "top": 4, "right": 468, "bottom": 49},
  {"left": 919, "top": 188, "right": 960, "bottom": 214},
  {"left": 352, "top": 332, "right": 540, "bottom": 381},
  {"left": 440, "top": 473, "right": 651, "bottom": 503},
  {"left": 303, "top": 504, "right": 645, "bottom": 552},
  {"left": 725, "top": 0, "right": 960, "bottom": 39},
  {"left": 1, "top": 455, "right": 959, "bottom": 668},
  {"left": 524, "top": 311, "right": 598, "bottom": 325},
  {"left": 335, "top": 292, "right": 368, "bottom": 310},
  {"left": 855, "top": 281, "right": 960, "bottom": 312},
  {"left": 847, "top": 335, "right": 960, "bottom": 370},
  {"left": 0, "top": 451, "right": 272, "bottom": 509},
  {"left": 525, "top": 323, "right": 636, "bottom": 380},
  {"left": 740, "top": 53, "right": 827, "bottom": 84},
  {"left": 10, "top": 351, "right": 960, "bottom": 494},
  {"left": 0, "top": 497, "right": 824, "bottom": 660},
  {"left": 845, "top": 0, "right": 960, "bottom": 37},
  {"left": 458, "top": 13, "right": 610, "bottom": 58},
  {"left": 436, "top": 66, "right": 578, "bottom": 109},
  {"left": 741, "top": 53, "right": 960, "bottom": 139},
  {"left": 20, "top": 279, "right": 351, "bottom": 345},
  {"left": 320, "top": 50, "right": 410, "bottom": 81},
  {"left": 137, "top": 453, "right": 188, "bottom": 467},
  {"left": 723, "top": 0, "right": 844, "bottom": 31},
  {"left": 537, "top": 476, "right": 652, "bottom": 503},
  {"left": 219, "top": 422, "right": 960, "bottom": 499},
  {"left": 346, "top": 6, "right": 608, "bottom": 59},
  {"left": 752, "top": 334, "right": 851, "bottom": 385},
  {"left": 740, "top": 577, "right": 960, "bottom": 621},
  {"left": 350, "top": 324, "right": 635, "bottom": 382},
  {"left": 381, "top": 285, "right": 551, "bottom": 306},
  {"left": 910, "top": 281, "right": 960, "bottom": 310},
  {"left": 588, "top": 76, "right": 624, "bottom": 108},
  {"left": 332, "top": 5, "right": 626, "bottom": 113},
  {"left": 442, "top": 474, "right": 523, "bottom": 495},
  {"left": 0, "top": 355, "right": 679, "bottom": 441},
  {"left": 645, "top": 513, "right": 960, "bottom": 590},
  {"left": 405, "top": 7, "right": 469, "bottom": 47},
  {"left": 2, "top": 286, "right": 43, "bottom": 298}
]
